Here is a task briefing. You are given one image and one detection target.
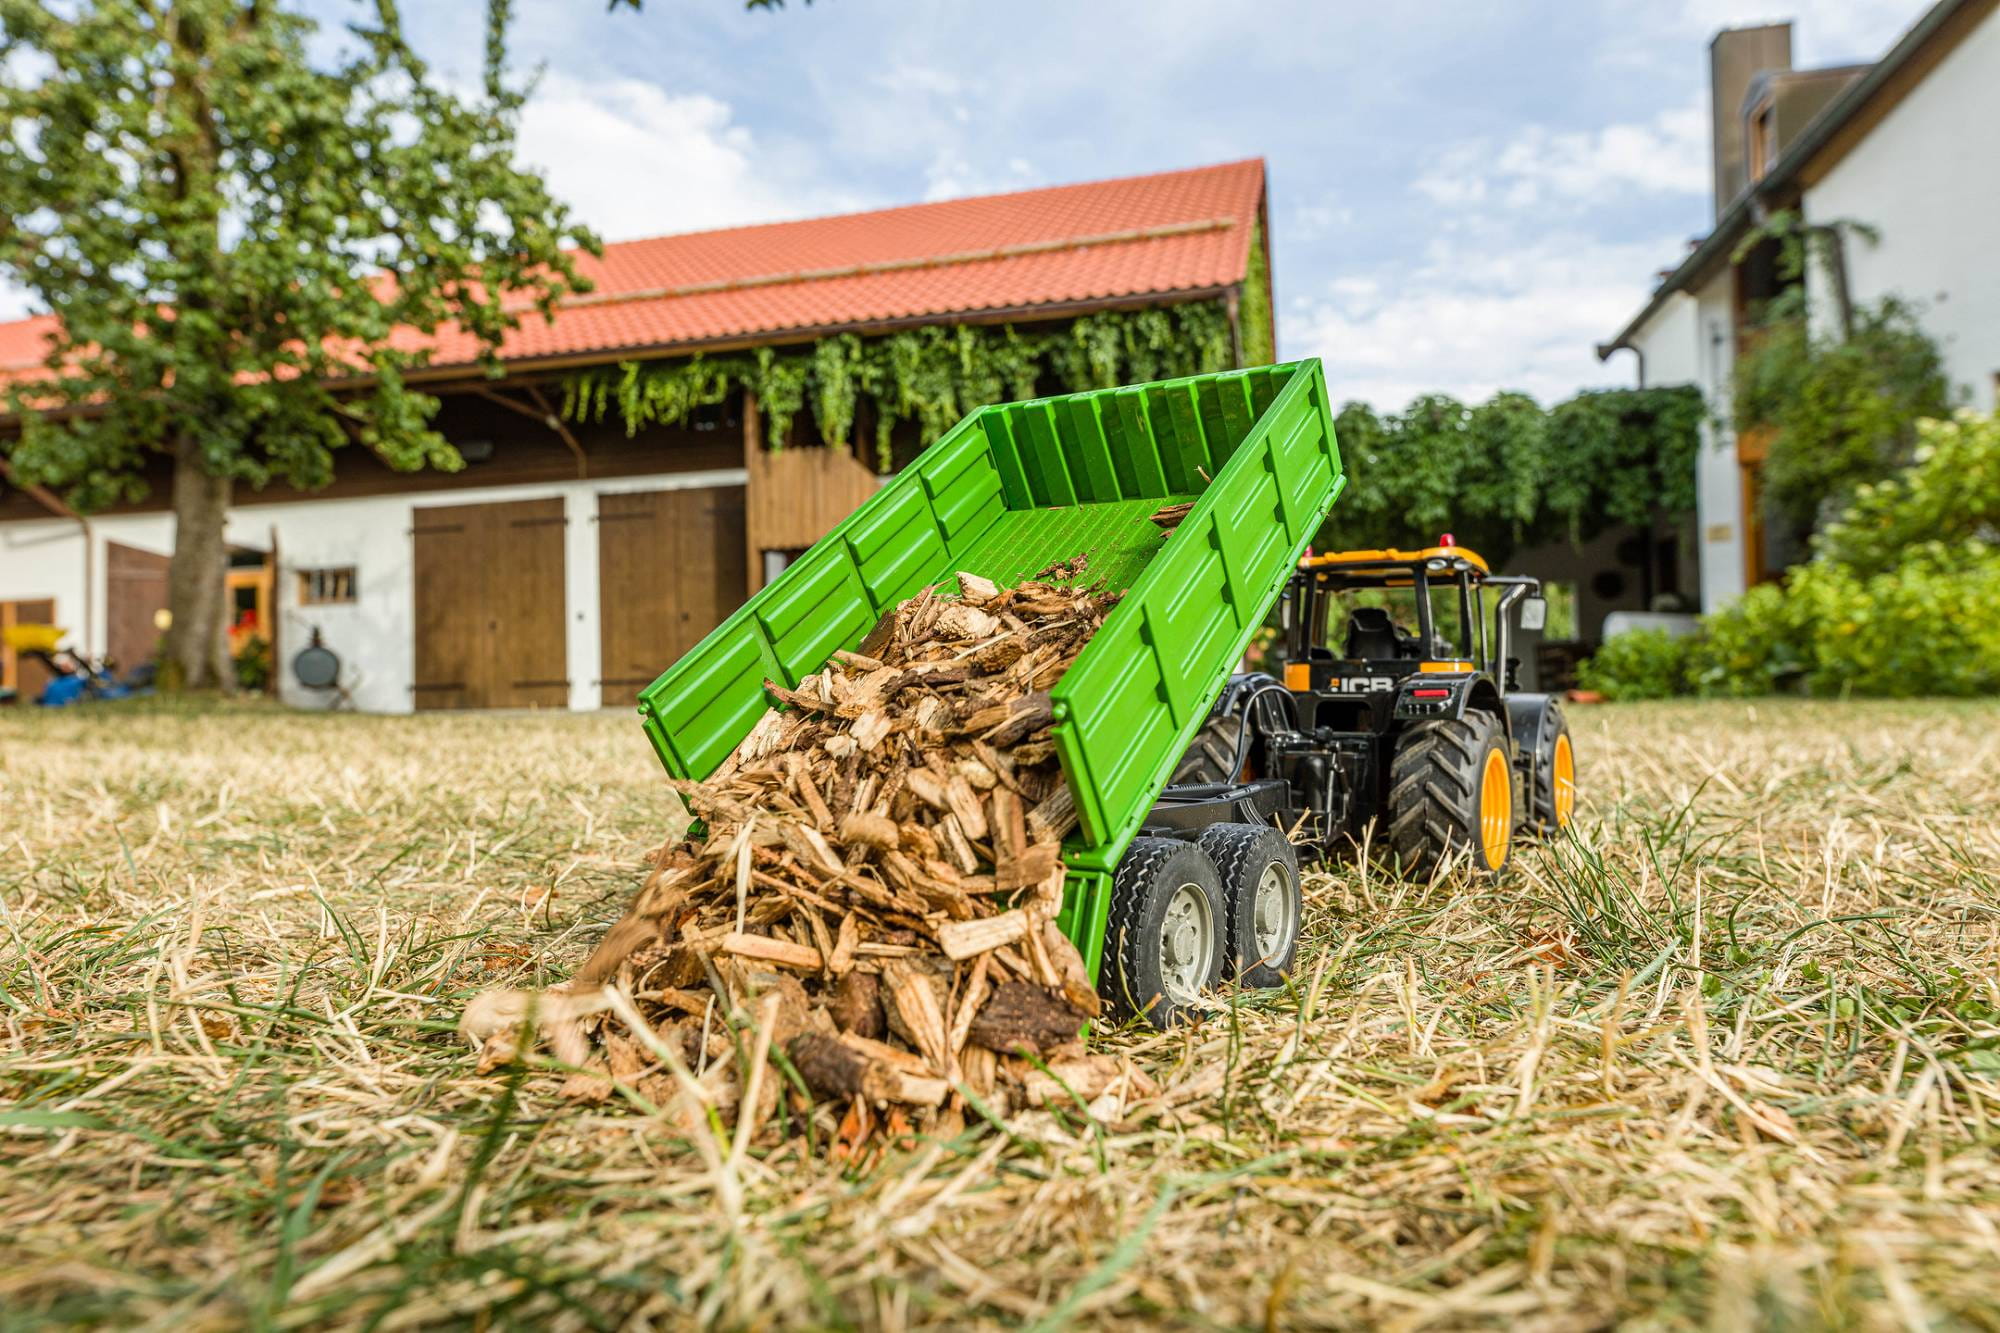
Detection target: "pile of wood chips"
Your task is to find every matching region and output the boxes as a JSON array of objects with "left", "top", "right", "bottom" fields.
[{"left": 462, "top": 565, "right": 1160, "bottom": 1153}]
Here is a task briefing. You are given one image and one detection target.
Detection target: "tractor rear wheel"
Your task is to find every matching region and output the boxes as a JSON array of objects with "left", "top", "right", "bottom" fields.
[
  {"left": 1527, "top": 704, "right": 1577, "bottom": 836},
  {"left": 1098, "top": 837, "right": 1227, "bottom": 1028},
  {"left": 1196, "top": 823, "right": 1302, "bottom": 988},
  {"left": 1386, "top": 711, "right": 1514, "bottom": 877}
]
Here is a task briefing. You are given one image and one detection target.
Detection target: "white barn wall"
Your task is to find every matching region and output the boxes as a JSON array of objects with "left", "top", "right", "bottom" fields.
[
  {"left": 1, "top": 517, "right": 94, "bottom": 652},
  {"left": 0, "top": 467, "right": 746, "bottom": 712},
  {"left": 1802, "top": 11, "right": 2000, "bottom": 412}
]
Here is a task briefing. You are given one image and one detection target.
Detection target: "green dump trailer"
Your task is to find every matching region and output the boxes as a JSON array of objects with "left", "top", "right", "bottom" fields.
[{"left": 636, "top": 358, "right": 1344, "bottom": 1022}]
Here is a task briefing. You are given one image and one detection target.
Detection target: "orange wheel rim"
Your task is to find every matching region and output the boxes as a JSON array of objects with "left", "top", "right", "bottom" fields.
[
  {"left": 1479, "top": 748, "right": 1511, "bottom": 869},
  {"left": 1552, "top": 733, "right": 1576, "bottom": 827}
]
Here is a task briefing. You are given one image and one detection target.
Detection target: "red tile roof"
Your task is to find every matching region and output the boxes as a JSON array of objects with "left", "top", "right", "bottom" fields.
[{"left": 0, "top": 159, "right": 1266, "bottom": 380}]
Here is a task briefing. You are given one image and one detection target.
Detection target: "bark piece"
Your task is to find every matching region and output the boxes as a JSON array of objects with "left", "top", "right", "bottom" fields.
[
  {"left": 830, "top": 970, "right": 885, "bottom": 1041},
  {"left": 996, "top": 840, "right": 1061, "bottom": 892},
  {"left": 965, "top": 981, "right": 1085, "bottom": 1057}
]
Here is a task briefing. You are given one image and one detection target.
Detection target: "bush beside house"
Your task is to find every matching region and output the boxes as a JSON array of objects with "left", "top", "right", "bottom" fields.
[{"left": 1579, "top": 411, "right": 2000, "bottom": 699}]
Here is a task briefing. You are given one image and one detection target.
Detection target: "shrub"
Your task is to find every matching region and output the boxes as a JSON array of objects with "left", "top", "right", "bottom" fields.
[
  {"left": 1787, "top": 543, "right": 2000, "bottom": 697},
  {"left": 1576, "top": 628, "right": 1693, "bottom": 700},
  {"left": 1576, "top": 407, "right": 1999, "bottom": 700},
  {"left": 1814, "top": 411, "right": 2000, "bottom": 577},
  {"left": 1685, "top": 583, "right": 1806, "bottom": 697}
]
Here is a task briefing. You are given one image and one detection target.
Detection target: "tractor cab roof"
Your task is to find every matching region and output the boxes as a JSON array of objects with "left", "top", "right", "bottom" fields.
[{"left": 1300, "top": 544, "right": 1491, "bottom": 586}]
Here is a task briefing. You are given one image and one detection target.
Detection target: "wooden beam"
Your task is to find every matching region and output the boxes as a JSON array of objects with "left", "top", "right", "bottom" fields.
[
  {"left": 471, "top": 385, "right": 587, "bottom": 478},
  {"left": 526, "top": 385, "right": 588, "bottom": 480},
  {"left": 0, "top": 457, "right": 76, "bottom": 521}
]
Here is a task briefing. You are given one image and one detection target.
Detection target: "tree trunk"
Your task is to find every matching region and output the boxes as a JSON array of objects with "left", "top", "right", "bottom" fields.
[{"left": 161, "top": 437, "right": 236, "bottom": 693}]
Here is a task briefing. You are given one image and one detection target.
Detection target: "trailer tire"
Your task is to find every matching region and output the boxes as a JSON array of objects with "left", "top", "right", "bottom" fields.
[
  {"left": 1196, "top": 823, "right": 1301, "bottom": 988},
  {"left": 1387, "top": 711, "right": 1513, "bottom": 878},
  {"left": 1098, "top": 837, "right": 1227, "bottom": 1029}
]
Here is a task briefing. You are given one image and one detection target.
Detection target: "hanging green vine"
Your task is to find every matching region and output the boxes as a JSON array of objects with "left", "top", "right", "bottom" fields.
[
  {"left": 1238, "top": 217, "right": 1274, "bottom": 367},
  {"left": 561, "top": 297, "right": 1238, "bottom": 468}
]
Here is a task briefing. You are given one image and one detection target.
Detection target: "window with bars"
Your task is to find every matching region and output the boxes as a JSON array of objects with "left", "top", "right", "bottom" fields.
[{"left": 298, "top": 566, "right": 358, "bottom": 605}]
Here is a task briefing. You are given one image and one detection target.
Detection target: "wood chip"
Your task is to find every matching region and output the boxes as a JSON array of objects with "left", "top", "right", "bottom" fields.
[
  {"left": 720, "top": 932, "right": 822, "bottom": 971},
  {"left": 936, "top": 909, "right": 1029, "bottom": 961}
]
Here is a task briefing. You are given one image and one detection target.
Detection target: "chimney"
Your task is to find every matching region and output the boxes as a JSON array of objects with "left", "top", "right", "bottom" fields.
[{"left": 1709, "top": 22, "right": 1792, "bottom": 218}]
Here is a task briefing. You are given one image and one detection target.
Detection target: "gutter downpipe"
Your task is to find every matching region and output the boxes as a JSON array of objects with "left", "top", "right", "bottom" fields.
[{"left": 1595, "top": 339, "right": 1646, "bottom": 389}]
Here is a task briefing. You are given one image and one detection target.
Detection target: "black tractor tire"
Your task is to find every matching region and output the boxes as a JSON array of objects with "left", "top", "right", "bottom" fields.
[
  {"left": 1525, "top": 702, "right": 1577, "bottom": 837},
  {"left": 1098, "top": 837, "right": 1228, "bottom": 1029},
  {"left": 1169, "top": 714, "right": 1244, "bottom": 786},
  {"left": 1196, "top": 822, "right": 1302, "bottom": 988},
  {"left": 1386, "top": 711, "right": 1515, "bottom": 878}
]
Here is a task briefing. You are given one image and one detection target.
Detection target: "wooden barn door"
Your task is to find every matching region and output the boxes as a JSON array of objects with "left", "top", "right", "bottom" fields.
[
  {"left": 597, "top": 484, "right": 747, "bottom": 705},
  {"left": 106, "top": 541, "right": 171, "bottom": 672},
  {"left": 412, "top": 497, "right": 568, "bottom": 710}
]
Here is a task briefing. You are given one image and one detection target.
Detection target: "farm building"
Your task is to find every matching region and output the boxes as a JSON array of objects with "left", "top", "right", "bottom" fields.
[
  {"left": 0, "top": 159, "right": 1275, "bottom": 711},
  {"left": 1598, "top": 0, "right": 2000, "bottom": 610}
]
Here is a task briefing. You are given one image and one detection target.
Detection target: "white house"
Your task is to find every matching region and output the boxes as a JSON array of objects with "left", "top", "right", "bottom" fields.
[
  {"left": 0, "top": 161, "right": 1278, "bottom": 711},
  {"left": 1598, "top": 0, "right": 2000, "bottom": 610}
]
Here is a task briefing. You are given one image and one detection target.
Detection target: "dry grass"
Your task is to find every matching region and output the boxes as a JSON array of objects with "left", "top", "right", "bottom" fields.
[{"left": 3, "top": 698, "right": 1999, "bottom": 1330}]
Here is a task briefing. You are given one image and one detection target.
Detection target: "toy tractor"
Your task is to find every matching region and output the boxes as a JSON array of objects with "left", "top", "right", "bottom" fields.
[{"left": 1150, "top": 537, "right": 1575, "bottom": 928}]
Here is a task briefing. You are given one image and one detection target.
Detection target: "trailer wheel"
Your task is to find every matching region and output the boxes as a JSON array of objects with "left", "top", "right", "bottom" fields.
[
  {"left": 1386, "top": 711, "right": 1513, "bottom": 877},
  {"left": 1098, "top": 837, "right": 1226, "bottom": 1028},
  {"left": 1196, "top": 823, "right": 1301, "bottom": 988}
]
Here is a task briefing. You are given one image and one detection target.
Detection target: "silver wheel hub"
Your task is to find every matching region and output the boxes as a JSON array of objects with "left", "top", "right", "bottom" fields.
[
  {"left": 1158, "top": 882, "right": 1214, "bottom": 1003},
  {"left": 1251, "top": 860, "right": 1298, "bottom": 965}
]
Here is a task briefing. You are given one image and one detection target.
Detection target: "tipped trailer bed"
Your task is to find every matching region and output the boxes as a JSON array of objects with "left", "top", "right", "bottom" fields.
[{"left": 635, "top": 359, "right": 1344, "bottom": 1014}]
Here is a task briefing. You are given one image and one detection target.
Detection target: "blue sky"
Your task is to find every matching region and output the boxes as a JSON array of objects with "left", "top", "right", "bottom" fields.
[{"left": 8, "top": 0, "right": 1927, "bottom": 410}]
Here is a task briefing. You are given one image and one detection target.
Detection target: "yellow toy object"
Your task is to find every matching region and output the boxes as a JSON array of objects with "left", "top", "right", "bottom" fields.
[{"left": 3, "top": 623, "right": 66, "bottom": 656}]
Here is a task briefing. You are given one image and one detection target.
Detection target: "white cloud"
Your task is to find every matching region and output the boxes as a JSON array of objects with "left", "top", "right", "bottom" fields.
[
  {"left": 872, "top": 64, "right": 964, "bottom": 99},
  {"left": 921, "top": 148, "right": 1040, "bottom": 204},
  {"left": 1282, "top": 231, "right": 1681, "bottom": 411},
  {"left": 1290, "top": 198, "right": 1356, "bottom": 240},
  {"left": 1415, "top": 94, "right": 1708, "bottom": 210},
  {"left": 513, "top": 72, "right": 865, "bottom": 242}
]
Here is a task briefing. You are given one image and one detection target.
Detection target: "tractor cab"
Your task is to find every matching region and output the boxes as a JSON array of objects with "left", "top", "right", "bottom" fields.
[
  {"left": 1277, "top": 537, "right": 1546, "bottom": 736},
  {"left": 1162, "top": 535, "right": 1570, "bottom": 879}
]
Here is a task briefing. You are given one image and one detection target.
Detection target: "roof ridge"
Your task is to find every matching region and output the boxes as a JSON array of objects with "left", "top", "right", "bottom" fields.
[
  {"left": 584, "top": 157, "right": 1266, "bottom": 253},
  {"left": 555, "top": 216, "right": 1239, "bottom": 315}
]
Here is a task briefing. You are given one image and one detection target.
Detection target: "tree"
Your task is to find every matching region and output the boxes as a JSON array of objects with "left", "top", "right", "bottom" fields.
[
  {"left": 1733, "top": 293, "right": 1952, "bottom": 541},
  {"left": 0, "top": 1, "right": 596, "bottom": 688},
  {"left": 1729, "top": 210, "right": 1954, "bottom": 544},
  {"left": 1309, "top": 385, "right": 1702, "bottom": 568}
]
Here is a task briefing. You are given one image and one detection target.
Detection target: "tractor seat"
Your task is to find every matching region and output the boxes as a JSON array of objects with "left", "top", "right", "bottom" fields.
[{"left": 1343, "top": 607, "right": 1406, "bottom": 661}]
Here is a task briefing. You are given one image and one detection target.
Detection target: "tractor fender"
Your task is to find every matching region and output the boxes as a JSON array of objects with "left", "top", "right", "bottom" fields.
[
  {"left": 1207, "top": 672, "right": 1285, "bottom": 722},
  {"left": 1504, "top": 692, "right": 1563, "bottom": 786},
  {"left": 1392, "top": 674, "right": 1507, "bottom": 731}
]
